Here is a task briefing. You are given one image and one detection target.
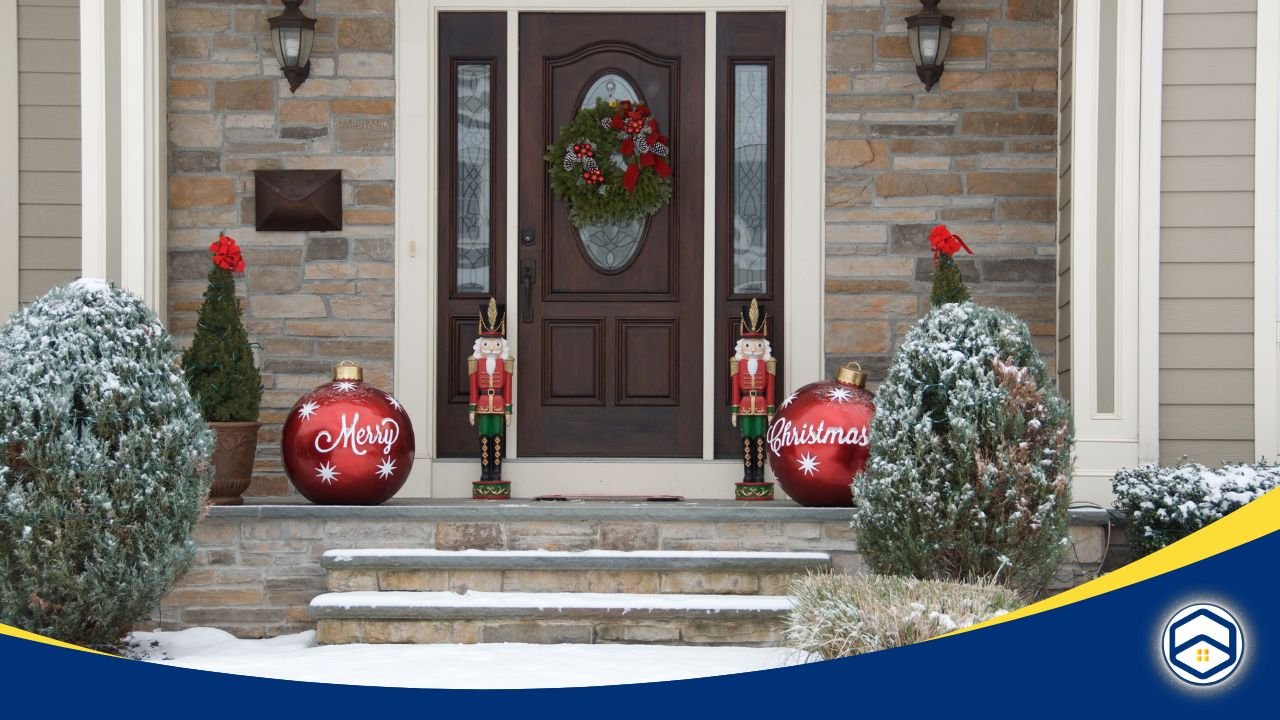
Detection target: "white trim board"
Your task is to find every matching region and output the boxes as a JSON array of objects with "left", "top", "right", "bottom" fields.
[
  {"left": 393, "top": 0, "right": 825, "bottom": 498},
  {"left": 1255, "top": 0, "right": 1279, "bottom": 461},
  {"left": 1137, "top": 0, "right": 1162, "bottom": 464},
  {"left": 0, "top": 0, "right": 18, "bottom": 319}
]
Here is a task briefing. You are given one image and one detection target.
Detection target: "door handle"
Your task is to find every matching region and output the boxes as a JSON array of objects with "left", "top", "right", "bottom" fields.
[{"left": 520, "top": 258, "right": 535, "bottom": 324}]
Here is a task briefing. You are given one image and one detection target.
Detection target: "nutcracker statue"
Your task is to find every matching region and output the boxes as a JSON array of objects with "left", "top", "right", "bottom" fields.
[
  {"left": 469, "top": 298, "right": 513, "bottom": 499},
  {"left": 731, "top": 299, "right": 777, "bottom": 501}
]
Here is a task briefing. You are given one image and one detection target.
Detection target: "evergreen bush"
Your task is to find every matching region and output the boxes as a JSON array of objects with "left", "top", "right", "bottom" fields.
[
  {"left": 1112, "top": 460, "right": 1279, "bottom": 558},
  {"left": 0, "top": 280, "right": 213, "bottom": 648},
  {"left": 182, "top": 234, "right": 261, "bottom": 422},
  {"left": 785, "top": 573, "right": 1020, "bottom": 659},
  {"left": 852, "top": 302, "right": 1074, "bottom": 596}
]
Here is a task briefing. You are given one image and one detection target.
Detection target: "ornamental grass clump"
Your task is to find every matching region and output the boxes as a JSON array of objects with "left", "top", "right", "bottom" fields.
[
  {"left": 0, "top": 280, "right": 213, "bottom": 648},
  {"left": 785, "top": 573, "right": 1020, "bottom": 659},
  {"left": 1113, "top": 460, "right": 1280, "bottom": 558},
  {"left": 852, "top": 302, "right": 1074, "bottom": 597},
  {"left": 182, "top": 233, "right": 261, "bottom": 422}
]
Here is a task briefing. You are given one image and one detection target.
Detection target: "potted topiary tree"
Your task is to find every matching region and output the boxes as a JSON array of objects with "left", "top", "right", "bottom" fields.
[{"left": 182, "top": 233, "right": 263, "bottom": 505}]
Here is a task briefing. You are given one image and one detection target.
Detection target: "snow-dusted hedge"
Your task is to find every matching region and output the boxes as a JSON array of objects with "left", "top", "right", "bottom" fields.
[
  {"left": 852, "top": 303, "right": 1074, "bottom": 596},
  {"left": 785, "top": 573, "right": 1019, "bottom": 659},
  {"left": 0, "top": 280, "right": 213, "bottom": 648},
  {"left": 1112, "top": 461, "right": 1279, "bottom": 558}
]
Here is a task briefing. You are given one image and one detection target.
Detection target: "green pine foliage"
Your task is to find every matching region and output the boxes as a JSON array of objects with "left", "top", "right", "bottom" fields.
[
  {"left": 0, "top": 280, "right": 213, "bottom": 648},
  {"left": 852, "top": 303, "right": 1074, "bottom": 597},
  {"left": 930, "top": 253, "right": 970, "bottom": 307},
  {"left": 182, "top": 265, "right": 261, "bottom": 422},
  {"left": 545, "top": 99, "right": 672, "bottom": 227}
]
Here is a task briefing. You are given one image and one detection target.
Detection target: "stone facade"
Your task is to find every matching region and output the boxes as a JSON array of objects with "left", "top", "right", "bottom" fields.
[
  {"left": 823, "top": 0, "right": 1059, "bottom": 380},
  {"left": 163, "top": 1, "right": 1060, "bottom": 496},
  {"left": 166, "top": 0, "right": 396, "bottom": 497}
]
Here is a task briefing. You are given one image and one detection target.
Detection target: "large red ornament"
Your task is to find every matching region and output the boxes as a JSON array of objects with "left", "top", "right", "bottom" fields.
[
  {"left": 282, "top": 362, "right": 415, "bottom": 505},
  {"left": 766, "top": 363, "right": 875, "bottom": 507}
]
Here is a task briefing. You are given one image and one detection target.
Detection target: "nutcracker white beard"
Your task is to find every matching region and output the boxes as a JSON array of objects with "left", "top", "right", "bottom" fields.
[
  {"left": 733, "top": 338, "right": 773, "bottom": 362},
  {"left": 472, "top": 337, "right": 510, "bottom": 364}
]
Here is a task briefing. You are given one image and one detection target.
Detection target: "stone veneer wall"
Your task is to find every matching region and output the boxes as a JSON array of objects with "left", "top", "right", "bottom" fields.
[
  {"left": 144, "top": 505, "right": 1121, "bottom": 638},
  {"left": 166, "top": 0, "right": 395, "bottom": 497},
  {"left": 823, "top": 0, "right": 1059, "bottom": 381},
  {"left": 163, "top": 0, "right": 1061, "bottom": 496}
]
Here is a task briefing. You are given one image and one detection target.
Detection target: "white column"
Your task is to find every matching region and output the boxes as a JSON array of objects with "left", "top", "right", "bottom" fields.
[
  {"left": 0, "top": 0, "right": 18, "bottom": 318},
  {"left": 1254, "top": 0, "right": 1279, "bottom": 461},
  {"left": 1067, "top": 0, "right": 1154, "bottom": 504},
  {"left": 118, "top": 0, "right": 168, "bottom": 320},
  {"left": 79, "top": 0, "right": 110, "bottom": 281}
]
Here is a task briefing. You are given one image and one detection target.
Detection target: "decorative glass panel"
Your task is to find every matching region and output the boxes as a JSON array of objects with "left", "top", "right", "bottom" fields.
[
  {"left": 577, "top": 73, "right": 645, "bottom": 272},
  {"left": 456, "top": 64, "right": 491, "bottom": 294},
  {"left": 732, "top": 64, "right": 768, "bottom": 295}
]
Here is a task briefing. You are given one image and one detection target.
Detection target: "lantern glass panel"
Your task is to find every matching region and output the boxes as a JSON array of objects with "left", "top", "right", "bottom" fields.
[
  {"left": 298, "top": 26, "right": 315, "bottom": 68},
  {"left": 908, "top": 26, "right": 924, "bottom": 66},
  {"left": 936, "top": 26, "right": 952, "bottom": 66},
  {"left": 918, "top": 25, "right": 942, "bottom": 66}
]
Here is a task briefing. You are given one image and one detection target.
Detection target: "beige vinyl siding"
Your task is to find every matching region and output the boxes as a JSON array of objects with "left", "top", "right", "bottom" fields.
[
  {"left": 1057, "top": 0, "right": 1073, "bottom": 403},
  {"left": 1159, "top": 0, "right": 1256, "bottom": 465},
  {"left": 17, "top": 0, "right": 80, "bottom": 304}
]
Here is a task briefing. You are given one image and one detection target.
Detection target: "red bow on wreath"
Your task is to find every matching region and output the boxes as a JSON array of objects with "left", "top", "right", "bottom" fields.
[
  {"left": 928, "top": 224, "right": 973, "bottom": 263},
  {"left": 210, "top": 232, "right": 246, "bottom": 274},
  {"left": 603, "top": 101, "right": 671, "bottom": 192}
]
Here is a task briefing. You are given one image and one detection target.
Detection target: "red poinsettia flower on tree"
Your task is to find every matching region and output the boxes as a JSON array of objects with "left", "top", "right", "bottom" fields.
[
  {"left": 210, "top": 232, "right": 246, "bottom": 273},
  {"left": 928, "top": 224, "right": 973, "bottom": 262}
]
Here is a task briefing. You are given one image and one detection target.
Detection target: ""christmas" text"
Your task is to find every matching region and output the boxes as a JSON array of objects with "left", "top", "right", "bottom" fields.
[{"left": 766, "top": 417, "right": 869, "bottom": 456}]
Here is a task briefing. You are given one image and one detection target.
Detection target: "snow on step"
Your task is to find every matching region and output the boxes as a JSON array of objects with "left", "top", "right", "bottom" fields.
[
  {"left": 310, "top": 590, "right": 794, "bottom": 620},
  {"left": 321, "top": 548, "right": 831, "bottom": 572}
]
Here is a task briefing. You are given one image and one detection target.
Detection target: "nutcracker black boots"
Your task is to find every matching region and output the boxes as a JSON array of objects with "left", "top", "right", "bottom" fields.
[{"left": 479, "top": 435, "right": 492, "bottom": 481}]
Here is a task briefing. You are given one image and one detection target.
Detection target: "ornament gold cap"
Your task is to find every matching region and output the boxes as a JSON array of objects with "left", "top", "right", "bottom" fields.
[
  {"left": 836, "top": 362, "right": 866, "bottom": 388},
  {"left": 333, "top": 360, "right": 363, "bottom": 382}
]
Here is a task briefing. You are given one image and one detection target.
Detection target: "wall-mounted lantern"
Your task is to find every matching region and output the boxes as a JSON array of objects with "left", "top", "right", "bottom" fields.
[
  {"left": 906, "top": 0, "right": 954, "bottom": 92},
  {"left": 268, "top": 0, "right": 317, "bottom": 94}
]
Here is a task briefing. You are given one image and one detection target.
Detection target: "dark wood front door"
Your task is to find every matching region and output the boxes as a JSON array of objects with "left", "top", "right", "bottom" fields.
[{"left": 517, "top": 13, "right": 705, "bottom": 457}]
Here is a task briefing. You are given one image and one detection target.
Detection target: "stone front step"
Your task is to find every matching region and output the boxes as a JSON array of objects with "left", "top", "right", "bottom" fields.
[
  {"left": 320, "top": 549, "right": 831, "bottom": 596},
  {"left": 310, "top": 590, "right": 793, "bottom": 646}
]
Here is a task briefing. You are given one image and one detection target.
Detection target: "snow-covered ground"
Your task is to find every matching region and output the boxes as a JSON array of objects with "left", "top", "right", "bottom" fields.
[{"left": 129, "top": 628, "right": 814, "bottom": 688}]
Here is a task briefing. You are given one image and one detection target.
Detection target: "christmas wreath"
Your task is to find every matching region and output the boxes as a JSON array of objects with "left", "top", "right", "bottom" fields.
[{"left": 544, "top": 99, "right": 673, "bottom": 227}]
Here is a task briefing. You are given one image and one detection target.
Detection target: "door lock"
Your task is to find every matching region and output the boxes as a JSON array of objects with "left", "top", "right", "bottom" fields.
[{"left": 520, "top": 228, "right": 536, "bottom": 246}]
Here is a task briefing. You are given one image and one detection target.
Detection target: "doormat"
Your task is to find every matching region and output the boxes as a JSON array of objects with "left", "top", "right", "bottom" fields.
[{"left": 533, "top": 494, "right": 685, "bottom": 502}]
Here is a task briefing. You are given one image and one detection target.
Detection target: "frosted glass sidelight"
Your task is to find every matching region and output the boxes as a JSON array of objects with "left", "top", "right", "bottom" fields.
[
  {"left": 456, "top": 64, "right": 492, "bottom": 294},
  {"left": 732, "top": 64, "right": 768, "bottom": 295}
]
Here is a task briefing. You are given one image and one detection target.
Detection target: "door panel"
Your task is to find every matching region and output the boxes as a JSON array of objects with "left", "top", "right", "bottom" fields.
[{"left": 518, "top": 13, "right": 704, "bottom": 457}]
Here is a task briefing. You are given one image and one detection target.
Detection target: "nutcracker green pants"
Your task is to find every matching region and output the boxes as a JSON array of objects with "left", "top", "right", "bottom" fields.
[{"left": 737, "top": 415, "right": 766, "bottom": 438}]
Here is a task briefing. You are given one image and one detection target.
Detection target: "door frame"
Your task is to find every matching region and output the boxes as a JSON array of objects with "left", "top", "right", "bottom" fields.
[{"left": 395, "top": 0, "right": 825, "bottom": 498}]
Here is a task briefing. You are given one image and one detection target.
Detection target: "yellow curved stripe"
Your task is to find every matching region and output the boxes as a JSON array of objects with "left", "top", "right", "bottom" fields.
[
  {"left": 949, "top": 486, "right": 1280, "bottom": 637},
  {"left": 0, "top": 622, "right": 112, "bottom": 656}
]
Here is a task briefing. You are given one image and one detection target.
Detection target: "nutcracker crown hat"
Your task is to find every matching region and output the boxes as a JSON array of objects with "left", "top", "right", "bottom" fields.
[
  {"left": 478, "top": 297, "right": 506, "bottom": 337},
  {"left": 739, "top": 298, "right": 769, "bottom": 338}
]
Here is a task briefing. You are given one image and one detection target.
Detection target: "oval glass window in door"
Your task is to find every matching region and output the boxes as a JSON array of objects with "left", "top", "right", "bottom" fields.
[{"left": 575, "top": 73, "right": 647, "bottom": 273}]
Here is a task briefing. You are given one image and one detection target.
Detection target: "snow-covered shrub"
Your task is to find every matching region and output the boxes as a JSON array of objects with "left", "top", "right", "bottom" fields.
[
  {"left": 0, "top": 280, "right": 213, "bottom": 648},
  {"left": 852, "top": 302, "right": 1073, "bottom": 596},
  {"left": 785, "top": 573, "right": 1019, "bottom": 659},
  {"left": 1112, "top": 461, "right": 1279, "bottom": 558}
]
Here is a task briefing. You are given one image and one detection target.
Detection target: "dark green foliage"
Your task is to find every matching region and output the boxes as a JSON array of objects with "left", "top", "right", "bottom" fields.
[
  {"left": 0, "top": 280, "right": 213, "bottom": 649},
  {"left": 852, "top": 303, "right": 1074, "bottom": 597},
  {"left": 545, "top": 99, "right": 672, "bottom": 227},
  {"left": 930, "top": 253, "right": 970, "bottom": 307},
  {"left": 182, "top": 265, "right": 261, "bottom": 422}
]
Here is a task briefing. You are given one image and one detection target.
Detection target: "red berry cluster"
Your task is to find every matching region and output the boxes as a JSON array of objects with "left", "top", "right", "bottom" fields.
[
  {"left": 624, "top": 118, "right": 645, "bottom": 134},
  {"left": 210, "top": 233, "right": 246, "bottom": 273},
  {"left": 572, "top": 142, "right": 595, "bottom": 159},
  {"left": 582, "top": 168, "right": 604, "bottom": 185}
]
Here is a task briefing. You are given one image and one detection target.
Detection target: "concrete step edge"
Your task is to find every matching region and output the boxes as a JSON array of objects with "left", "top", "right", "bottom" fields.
[
  {"left": 309, "top": 590, "right": 794, "bottom": 621},
  {"left": 321, "top": 549, "right": 832, "bottom": 572}
]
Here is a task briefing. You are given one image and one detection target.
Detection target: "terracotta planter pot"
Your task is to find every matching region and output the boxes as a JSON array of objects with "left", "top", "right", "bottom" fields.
[{"left": 209, "top": 421, "right": 261, "bottom": 506}]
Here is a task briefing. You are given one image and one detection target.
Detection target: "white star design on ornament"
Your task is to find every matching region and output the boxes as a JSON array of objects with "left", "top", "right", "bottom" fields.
[
  {"left": 826, "top": 387, "right": 854, "bottom": 403},
  {"left": 375, "top": 456, "right": 397, "bottom": 480},
  {"left": 315, "top": 461, "right": 341, "bottom": 485},
  {"left": 297, "top": 400, "right": 319, "bottom": 421},
  {"left": 335, "top": 382, "right": 358, "bottom": 392},
  {"left": 780, "top": 391, "right": 799, "bottom": 409},
  {"left": 385, "top": 394, "right": 402, "bottom": 411},
  {"left": 797, "top": 452, "right": 820, "bottom": 477}
]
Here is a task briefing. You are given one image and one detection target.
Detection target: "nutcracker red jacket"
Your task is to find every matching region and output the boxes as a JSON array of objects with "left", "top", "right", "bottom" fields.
[{"left": 469, "top": 356, "right": 513, "bottom": 414}]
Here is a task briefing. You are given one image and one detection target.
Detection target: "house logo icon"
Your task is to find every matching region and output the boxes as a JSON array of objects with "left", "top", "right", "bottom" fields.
[{"left": 1161, "top": 603, "right": 1245, "bottom": 686}]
